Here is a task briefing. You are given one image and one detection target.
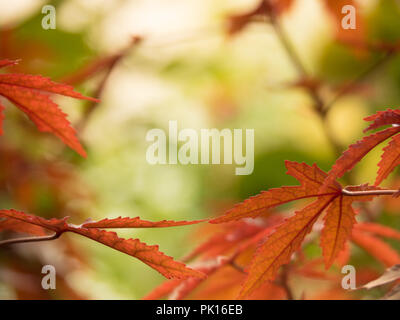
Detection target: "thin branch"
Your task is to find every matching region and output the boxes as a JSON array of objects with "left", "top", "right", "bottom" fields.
[
  {"left": 77, "top": 36, "right": 142, "bottom": 131},
  {"left": 266, "top": 5, "right": 397, "bottom": 161},
  {"left": 267, "top": 7, "right": 342, "bottom": 157},
  {"left": 323, "top": 49, "right": 395, "bottom": 111},
  {"left": 229, "top": 260, "right": 247, "bottom": 274},
  {"left": 0, "top": 232, "right": 62, "bottom": 247},
  {"left": 342, "top": 188, "right": 398, "bottom": 197},
  {"left": 268, "top": 9, "right": 325, "bottom": 114},
  {"left": 268, "top": 10, "right": 307, "bottom": 77}
]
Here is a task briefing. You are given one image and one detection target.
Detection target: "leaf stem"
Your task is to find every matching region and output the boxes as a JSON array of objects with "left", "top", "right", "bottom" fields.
[
  {"left": 229, "top": 260, "right": 247, "bottom": 274},
  {"left": 0, "top": 232, "right": 62, "bottom": 247},
  {"left": 341, "top": 188, "right": 398, "bottom": 197}
]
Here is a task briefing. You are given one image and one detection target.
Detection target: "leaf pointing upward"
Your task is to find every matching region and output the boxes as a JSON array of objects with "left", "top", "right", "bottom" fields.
[
  {"left": 210, "top": 161, "right": 340, "bottom": 224},
  {"left": 324, "top": 109, "right": 400, "bottom": 187}
]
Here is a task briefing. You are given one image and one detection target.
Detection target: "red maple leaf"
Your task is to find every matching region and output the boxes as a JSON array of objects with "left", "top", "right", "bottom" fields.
[
  {"left": 143, "top": 216, "right": 282, "bottom": 300},
  {"left": 0, "top": 209, "right": 205, "bottom": 280},
  {"left": 324, "top": 109, "right": 400, "bottom": 187},
  {"left": 0, "top": 59, "right": 99, "bottom": 157},
  {"left": 81, "top": 216, "right": 207, "bottom": 229},
  {"left": 211, "top": 161, "right": 384, "bottom": 298}
]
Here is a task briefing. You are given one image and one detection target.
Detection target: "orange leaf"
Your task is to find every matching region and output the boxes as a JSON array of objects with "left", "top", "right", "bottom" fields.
[
  {"left": 0, "top": 209, "right": 204, "bottom": 279},
  {"left": 351, "top": 229, "right": 400, "bottom": 267},
  {"left": 355, "top": 222, "right": 400, "bottom": 241},
  {"left": 0, "top": 59, "right": 99, "bottom": 157},
  {"left": 238, "top": 195, "right": 335, "bottom": 298},
  {"left": 320, "top": 187, "right": 374, "bottom": 268},
  {"left": 0, "top": 217, "right": 47, "bottom": 236},
  {"left": 376, "top": 135, "right": 400, "bottom": 185},
  {"left": 324, "top": 109, "right": 400, "bottom": 187},
  {"left": 323, "top": 126, "right": 400, "bottom": 188},
  {"left": 0, "top": 209, "right": 68, "bottom": 232},
  {"left": 320, "top": 196, "right": 356, "bottom": 268},
  {"left": 363, "top": 109, "right": 400, "bottom": 133},
  {"left": 214, "top": 162, "right": 384, "bottom": 298},
  {"left": 335, "top": 241, "right": 351, "bottom": 267},
  {"left": 81, "top": 216, "right": 207, "bottom": 229},
  {"left": 185, "top": 218, "right": 277, "bottom": 261},
  {"left": 70, "top": 227, "right": 204, "bottom": 279},
  {"left": 211, "top": 161, "right": 340, "bottom": 223}
]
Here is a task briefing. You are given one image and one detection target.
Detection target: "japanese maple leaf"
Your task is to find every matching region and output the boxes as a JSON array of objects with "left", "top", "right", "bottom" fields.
[
  {"left": 144, "top": 217, "right": 281, "bottom": 300},
  {"left": 0, "top": 59, "right": 99, "bottom": 157},
  {"left": 324, "top": 109, "right": 400, "bottom": 187},
  {"left": 183, "top": 217, "right": 281, "bottom": 262},
  {"left": 81, "top": 216, "right": 206, "bottom": 228},
  {"left": 211, "top": 161, "right": 382, "bottom": 298},
  {"left": 0, "top": 216, "right": 47, "bottom": 236},
  {"left": 0, "top": 209, "right": 205, "bottom": 280}
]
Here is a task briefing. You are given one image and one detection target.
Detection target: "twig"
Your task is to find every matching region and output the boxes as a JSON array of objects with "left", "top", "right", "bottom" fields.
[
  {"left": 323, "top": 49, "right": 395, "bottom": 111},
  {"left": 268, "top": 9, "right": 325, "bottom": 110},
  {"left": 266, "top": 6, "right": 342, "bottom": 156},
  {"left": 77, "top": 36, "right": 142, "bottom": 130},
  {"left": 268, "top": 9, "right": 306, "bottom": 77},
  {"left": 0, "top": 232, "right": 62, "bottom": 247},
  {"left": 266, "top": 5, "right": 397, "bottom": 160},
  {"left": 229, "top": 260, "right": 247, "bottom": 274},
  {"left": 342, "top": 188, "right": 398, "bottom": 197}
]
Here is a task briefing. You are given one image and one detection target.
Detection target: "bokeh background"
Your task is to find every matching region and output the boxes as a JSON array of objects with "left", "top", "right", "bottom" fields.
[{"left": 1, "top": 0, "right": 400, "bottom": 299}]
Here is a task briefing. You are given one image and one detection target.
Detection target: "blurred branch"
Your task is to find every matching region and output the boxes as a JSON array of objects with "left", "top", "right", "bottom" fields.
[
  {"left": 59, "top": 37, "right": 142, "bottom": 132},
  {"left": 266, "top": 3, "right": 397, "bottom": 161},
  {"left": 78, "top": 36, "right": 142, "bottom": 130},
  {"left": 265, "top": 4, "right": 400, "bottom": 225},
  {"left": 229, "top": 260, "right": 247, "bottom": 274},
  {"left": 324, "top": 49, "right": 395, "bottom": 111},
  {"left": 267, "top": 6, "right": 341, "bottom": 155}
]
